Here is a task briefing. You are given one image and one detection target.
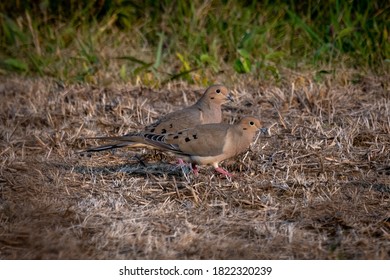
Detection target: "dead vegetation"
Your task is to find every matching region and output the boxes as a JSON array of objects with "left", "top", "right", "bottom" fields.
[{"left": 0, "top": 72, "right": 389, "bottom": 259}]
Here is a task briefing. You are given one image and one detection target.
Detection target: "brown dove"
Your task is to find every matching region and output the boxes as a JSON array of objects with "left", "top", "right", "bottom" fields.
[
  {"left": 83, "top": 84, "right": 233, "bottom": 152},
  {"left": 100, "top": 116, "right": 261, "bottom": 177}
]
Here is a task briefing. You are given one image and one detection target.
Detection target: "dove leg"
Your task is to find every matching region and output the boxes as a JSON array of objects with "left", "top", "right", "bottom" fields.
[
  {"left": 177, "top": 158, "right": 192, "bottom": 177},
  {"left": 214, "top": 167, "right": 233, "bottom": 178},
  {"left": 177, "top": 159, "right": 191, "bottom": 168},
  {"left": 177, "top": 158, "right": 189, "bottom": 169},
  {"left": 177, "top": 159, "right": 199, "bottom": 176},
  {"left": 191, "top": 163, "right": 199, "bottom": 176}
]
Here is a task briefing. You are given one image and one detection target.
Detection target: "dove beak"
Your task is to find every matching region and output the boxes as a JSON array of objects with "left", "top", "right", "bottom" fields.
[
  {"left": 260, "top": 127, "right": 271, "bottom": 136},
  {"left": 226, "top": 93, "right": 234, "bottom": 102}
]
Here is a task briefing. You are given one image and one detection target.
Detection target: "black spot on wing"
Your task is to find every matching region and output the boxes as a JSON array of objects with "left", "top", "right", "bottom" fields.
[
  {"left": 185, "top": 137, "right": 190, "bottom": 142},
  {"left": 169, "top": 123, "right": 173, "bottom": 128},
  {"left": 193, "top": 134, "right": 198, "bottom": 139},
  {"left": 150, "top": 128, "right": 155, "bottom": 133},
  {"left": 173, "top": 135, "right": 179, "bottom": 139},
  {"left": 161, "top": 128, "right": 167, "bottom": 134}
]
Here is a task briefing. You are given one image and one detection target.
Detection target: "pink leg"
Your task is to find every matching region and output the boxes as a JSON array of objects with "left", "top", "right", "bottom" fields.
[
  {"left": 215, "top": 167, "right": 234, "bottom": 178},
  {"left": 177, "top": 159, "right": 186, "bottom": 166},
  {"left": 191, "top": 163, "right": 199, "bottom": 176},
  {"left": 177, "top": 159, "right": 199, "bottom": 176}
]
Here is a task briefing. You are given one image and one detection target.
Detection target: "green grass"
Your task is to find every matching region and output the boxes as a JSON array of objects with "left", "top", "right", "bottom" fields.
[{"left": 0, "top": 0, "right": 389, "bottom": 84}]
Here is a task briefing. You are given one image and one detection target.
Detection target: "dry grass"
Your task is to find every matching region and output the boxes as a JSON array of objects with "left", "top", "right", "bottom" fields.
[{"left": 0, "top": 72, "right": 389, "bottom": 259}]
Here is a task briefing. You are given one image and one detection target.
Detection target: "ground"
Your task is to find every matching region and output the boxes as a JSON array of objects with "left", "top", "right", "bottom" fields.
[{"left": 0, "top": 73, "right": 389, "bottom": 259}]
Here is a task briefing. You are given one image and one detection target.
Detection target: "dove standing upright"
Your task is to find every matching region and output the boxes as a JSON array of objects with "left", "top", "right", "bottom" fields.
[{"left": 83, "top": 84, "right": 233, "bottom": 152}]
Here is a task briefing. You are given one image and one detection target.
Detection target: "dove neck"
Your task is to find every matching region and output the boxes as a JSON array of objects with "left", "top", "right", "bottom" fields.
[
  {"left": 230, "top": 125, "right": 256, "bottom": 154},
  {"left": 195, "top": 96, "right": 222, "bottom": 122}
]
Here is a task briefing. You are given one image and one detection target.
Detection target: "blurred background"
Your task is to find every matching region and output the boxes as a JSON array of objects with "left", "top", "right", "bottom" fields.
[{"left": 0, "top": 0, "right": 388, "bottom": 84}]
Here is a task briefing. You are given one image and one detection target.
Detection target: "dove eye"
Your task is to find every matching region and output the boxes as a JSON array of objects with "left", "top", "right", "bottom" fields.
[
  {"left": 249, "top": 121, "right": 255, "bottom": 126},
  {"left": 216, "top": 89, "right": 221, "bottom": 94}
]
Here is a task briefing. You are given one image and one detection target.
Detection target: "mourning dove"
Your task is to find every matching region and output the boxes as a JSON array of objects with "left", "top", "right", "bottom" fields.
[
  {"left": 99, "top": 116, "right": 262, "bottom": 177},
  {"left": 83, "top": 84, "right": 233, "bottom": 152}
]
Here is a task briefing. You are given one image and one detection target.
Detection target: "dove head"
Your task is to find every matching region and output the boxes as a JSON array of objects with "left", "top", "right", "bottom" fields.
[
  {"left": 203, "top": 84, "right": 233, "bottom": 105},
  {"left": 238, "top": 116, "right": 262, "bottom": 132}
]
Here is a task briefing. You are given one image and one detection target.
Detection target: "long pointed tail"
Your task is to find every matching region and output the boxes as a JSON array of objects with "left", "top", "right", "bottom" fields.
[
  {"left": 78, "top": 133, "right": 159, "bottom": 154},
  {"left": 81, "top": 142, "right": 137, "bottom": 153}
]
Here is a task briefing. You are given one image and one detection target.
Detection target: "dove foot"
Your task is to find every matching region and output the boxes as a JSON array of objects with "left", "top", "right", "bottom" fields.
[
  {"left": 214, "top": 167, "right": 234, "bottom": 178},
  {"left": 177, "top": 159, "right": 200, "bottom": 176},
  {"left": 191, "top": 163, "right": 199, "bottom": 176}
]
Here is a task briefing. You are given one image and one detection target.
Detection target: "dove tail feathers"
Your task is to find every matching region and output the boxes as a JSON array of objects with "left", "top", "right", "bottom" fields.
[
  {"left": 140, "top": 133, "right": 187, "bottom": 156},
  {"left": 81, "top": 142, "right": 135, "bottom": 153}
]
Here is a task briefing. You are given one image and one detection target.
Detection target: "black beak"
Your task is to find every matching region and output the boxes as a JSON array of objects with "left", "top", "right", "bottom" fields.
[{"left": 227, "top": 93, "right": 234, "bottom": 102}]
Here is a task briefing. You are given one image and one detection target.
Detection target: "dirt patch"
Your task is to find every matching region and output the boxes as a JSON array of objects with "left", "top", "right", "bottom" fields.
[{"left": 0, "top": 74, "right": 389, "bottom": 259}]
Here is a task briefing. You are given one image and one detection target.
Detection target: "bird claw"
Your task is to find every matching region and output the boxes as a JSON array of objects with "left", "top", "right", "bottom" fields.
[
  {"left": 177, "top": 159, "right": 191, "bottom": 174},
  {"left": 214, "top": 167, "right": 234, "bottom": 178},
  {"left": 191, "top": 163, "right": 199, "bottom": 176},
  {"left": 176, "top": 159, "right": 200, "bottom": 178}
]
